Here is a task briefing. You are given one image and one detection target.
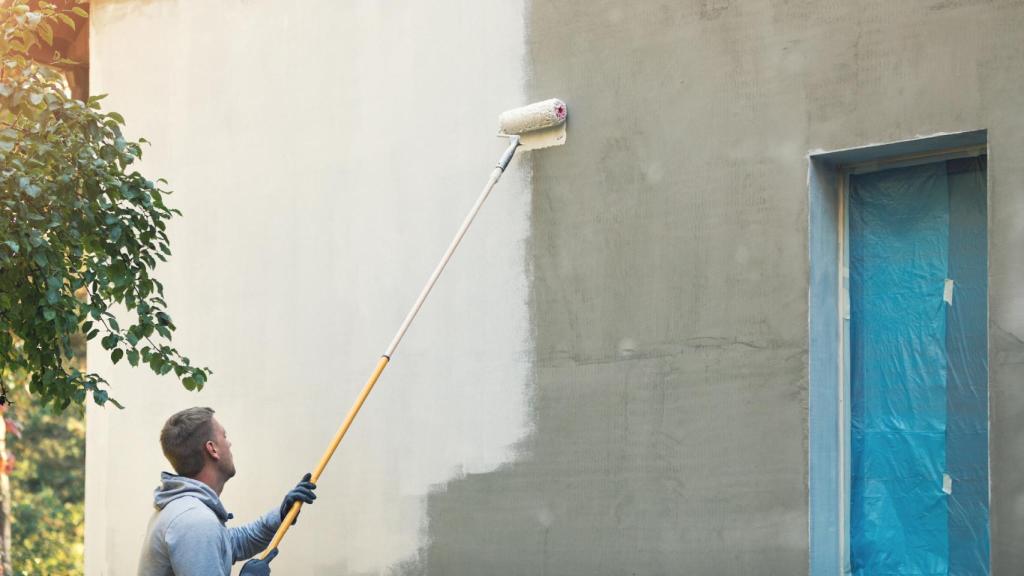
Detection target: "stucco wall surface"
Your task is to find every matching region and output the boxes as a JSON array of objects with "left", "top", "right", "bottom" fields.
[
  {"left": 86, "top": 1, "right": 1024, "bottom": 575},
  {"left": 420, "top": 1, "right": 1024, "bottom": 574}
]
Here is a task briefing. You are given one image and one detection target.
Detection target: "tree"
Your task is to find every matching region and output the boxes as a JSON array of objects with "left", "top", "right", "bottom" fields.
[
  {"left": 0, "top": 0, "right": 211, "bottom": 410},
  {"left": 4, "top": 368, "right": 84, "bottom": 575}
]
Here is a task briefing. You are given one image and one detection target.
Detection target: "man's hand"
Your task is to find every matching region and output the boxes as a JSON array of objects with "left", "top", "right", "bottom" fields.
[
  {"left": 240, "top": 549, "right": 277, "bottom": 576},
  {"left": 280, "top": 473, "right": 317, "bottom": 525}
]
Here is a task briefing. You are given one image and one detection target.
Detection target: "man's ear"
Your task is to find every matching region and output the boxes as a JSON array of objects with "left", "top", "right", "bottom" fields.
[{"left": 205, "top": 440, "right": 220, "bottom": 461}]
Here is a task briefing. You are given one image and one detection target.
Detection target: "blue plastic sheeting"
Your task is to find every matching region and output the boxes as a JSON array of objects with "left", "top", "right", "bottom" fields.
[
  {"left": 945, "top": 157, "right": 989, "bottom": 575},
  {"left": 849, "top": 158, "right": 988, "bottom": 576},
  {"left": 850, "top": 162, "right": 950, "bottom": 575}
]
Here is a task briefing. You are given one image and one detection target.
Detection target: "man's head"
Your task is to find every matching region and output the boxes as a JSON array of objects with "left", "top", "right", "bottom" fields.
[{"left": 160, "top": 407, "right": 235, "bottom": 482}]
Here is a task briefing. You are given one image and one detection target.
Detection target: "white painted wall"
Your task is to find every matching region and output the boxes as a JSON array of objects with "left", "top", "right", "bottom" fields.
[{"left": 86, "top": 1, "right": 530, "bottom": 573}]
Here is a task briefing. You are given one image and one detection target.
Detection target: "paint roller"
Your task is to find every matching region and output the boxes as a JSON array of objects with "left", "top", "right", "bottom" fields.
[{"left": 258, "top": 98, "right": 568, "bottom": 559}]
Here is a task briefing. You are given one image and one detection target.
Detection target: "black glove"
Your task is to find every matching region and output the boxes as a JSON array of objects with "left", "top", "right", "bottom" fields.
[
  {"left": 240, "top": 549, "right": 277, "bottom": 576},
  {"left": 280, "top": 473, "right": 317, "bottom": 525}
]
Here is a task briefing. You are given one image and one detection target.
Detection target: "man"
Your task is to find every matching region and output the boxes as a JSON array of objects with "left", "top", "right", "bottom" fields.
[{"left": 138, "top": 407, "right": 317, "bottom": 576}]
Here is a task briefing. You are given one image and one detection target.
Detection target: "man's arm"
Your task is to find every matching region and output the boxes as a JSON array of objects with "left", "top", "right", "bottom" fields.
[
  {"left": 228, "top": 508, "right": 281, "bottom": 562},
  {"left": 165, "top": 509, "right": 231, "bottom": 576},
  {"left": 229, "top": 474, "right": 317, "bottom": 562}
]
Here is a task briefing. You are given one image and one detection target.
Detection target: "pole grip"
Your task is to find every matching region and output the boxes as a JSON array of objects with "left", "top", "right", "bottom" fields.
[{"left": 496, "top": 136, "right": 520, "bottom": 171}]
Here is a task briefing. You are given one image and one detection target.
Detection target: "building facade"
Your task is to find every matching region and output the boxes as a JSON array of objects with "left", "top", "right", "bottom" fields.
[{"left": 86, "top": 1, "right": 1024, "bottom": 574}]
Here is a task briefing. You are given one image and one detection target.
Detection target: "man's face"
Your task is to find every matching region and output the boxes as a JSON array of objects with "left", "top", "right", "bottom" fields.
[{"left": 209, "top": 417, "right": 236, "bottom": 479}]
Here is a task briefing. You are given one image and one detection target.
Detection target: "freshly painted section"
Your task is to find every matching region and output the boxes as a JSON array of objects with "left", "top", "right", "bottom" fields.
[{"left": 86, "top": 1, "right": 531, "bottom": 574}]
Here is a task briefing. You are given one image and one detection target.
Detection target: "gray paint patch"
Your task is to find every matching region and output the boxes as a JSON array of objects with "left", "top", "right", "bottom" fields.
[
  {"left": 413, "top": 1, "right": 1024, "bottom": 574},
  {"left": 416, "top": 1, "right": 810, "bottom": 573}
]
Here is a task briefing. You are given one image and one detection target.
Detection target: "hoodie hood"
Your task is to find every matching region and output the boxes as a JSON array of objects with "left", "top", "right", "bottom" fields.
[{"left": 153, "top": 472, "right": 233, "bottom": 523}]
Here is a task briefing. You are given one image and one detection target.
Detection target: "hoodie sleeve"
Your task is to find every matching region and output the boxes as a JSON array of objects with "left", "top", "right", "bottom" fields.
[
  {"left": 165, "top": 508, "right": 231, "bottom": 576},
  {"left": 228, "top": 508, "right": 282, "bottom": 562}
]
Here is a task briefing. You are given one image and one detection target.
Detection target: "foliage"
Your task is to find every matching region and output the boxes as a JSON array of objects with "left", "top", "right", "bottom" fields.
[
  {"left": 0, "top": 0, "right": 210, "bottom": 410},
  {"left": 4, "top": 368, "right": 84, "bottom": 576}
]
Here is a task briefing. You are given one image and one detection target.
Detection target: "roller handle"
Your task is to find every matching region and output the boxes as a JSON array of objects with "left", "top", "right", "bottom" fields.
[{"left": 257, "top": 136, "right": 521, "bottom": 560}]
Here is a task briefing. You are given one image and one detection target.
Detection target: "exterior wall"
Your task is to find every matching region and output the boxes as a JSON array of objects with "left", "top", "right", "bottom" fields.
[{"left": 87, "top": 1, "right": 1024, "bottom": 574}]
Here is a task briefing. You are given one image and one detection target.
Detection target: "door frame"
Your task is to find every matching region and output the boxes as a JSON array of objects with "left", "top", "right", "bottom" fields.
[{"left": 806, "top": 130, "right": 988, "bottom": 576}]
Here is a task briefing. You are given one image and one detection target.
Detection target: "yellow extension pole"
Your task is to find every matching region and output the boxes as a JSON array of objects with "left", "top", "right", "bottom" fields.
[
  {"left": 259, "top": 355, "right": 389, "bottom": 557},
  {"left": 258, "top": 136, "right": 521, "bottom": 560}
]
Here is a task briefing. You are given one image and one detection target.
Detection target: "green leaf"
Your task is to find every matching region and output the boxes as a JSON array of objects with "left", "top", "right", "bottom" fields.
[
  {"left": 110, "top": 349, "right": 124, "bottom": 364},
  {"left": 42, "top": 308, "right": 57, "bottom": 321},
  {"left": 71, "top": 6, "right": 88, "bottom": 18},
  {"left": 38, "top": 21, "right": 54, "bottom": 46},
  {"left": 92, "top": 390, "right": 108, "bottom": 406},
  {"left": 126, "top": 349, "right": 139, "bottom": 366},
  {"left": 86, "top": 93, "right": 107, "bottom": 109},
  {"left": 55, "top": 13, "right": 75, "bottom": 30},
  {"left": 100, "top": 334, "right": 118, "bottom": 350},
  {"left": 3, "top": 240, "right": 19, "bottom": 254}
]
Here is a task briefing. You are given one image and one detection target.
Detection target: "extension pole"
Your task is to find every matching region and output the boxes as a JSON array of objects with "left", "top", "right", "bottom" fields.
[{"left": 258, "top": 136, "right": 521, "bottom": 559}]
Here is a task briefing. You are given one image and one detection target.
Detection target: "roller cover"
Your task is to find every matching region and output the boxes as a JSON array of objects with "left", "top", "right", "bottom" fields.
[{"left": 498, "top": 98, "right": 567, "bottom": 135}]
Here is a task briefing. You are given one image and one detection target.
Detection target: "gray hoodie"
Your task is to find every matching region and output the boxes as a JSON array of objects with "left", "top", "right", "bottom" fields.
[{"left": 138, "top": 472, "right": 281, "bottom": 576}]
